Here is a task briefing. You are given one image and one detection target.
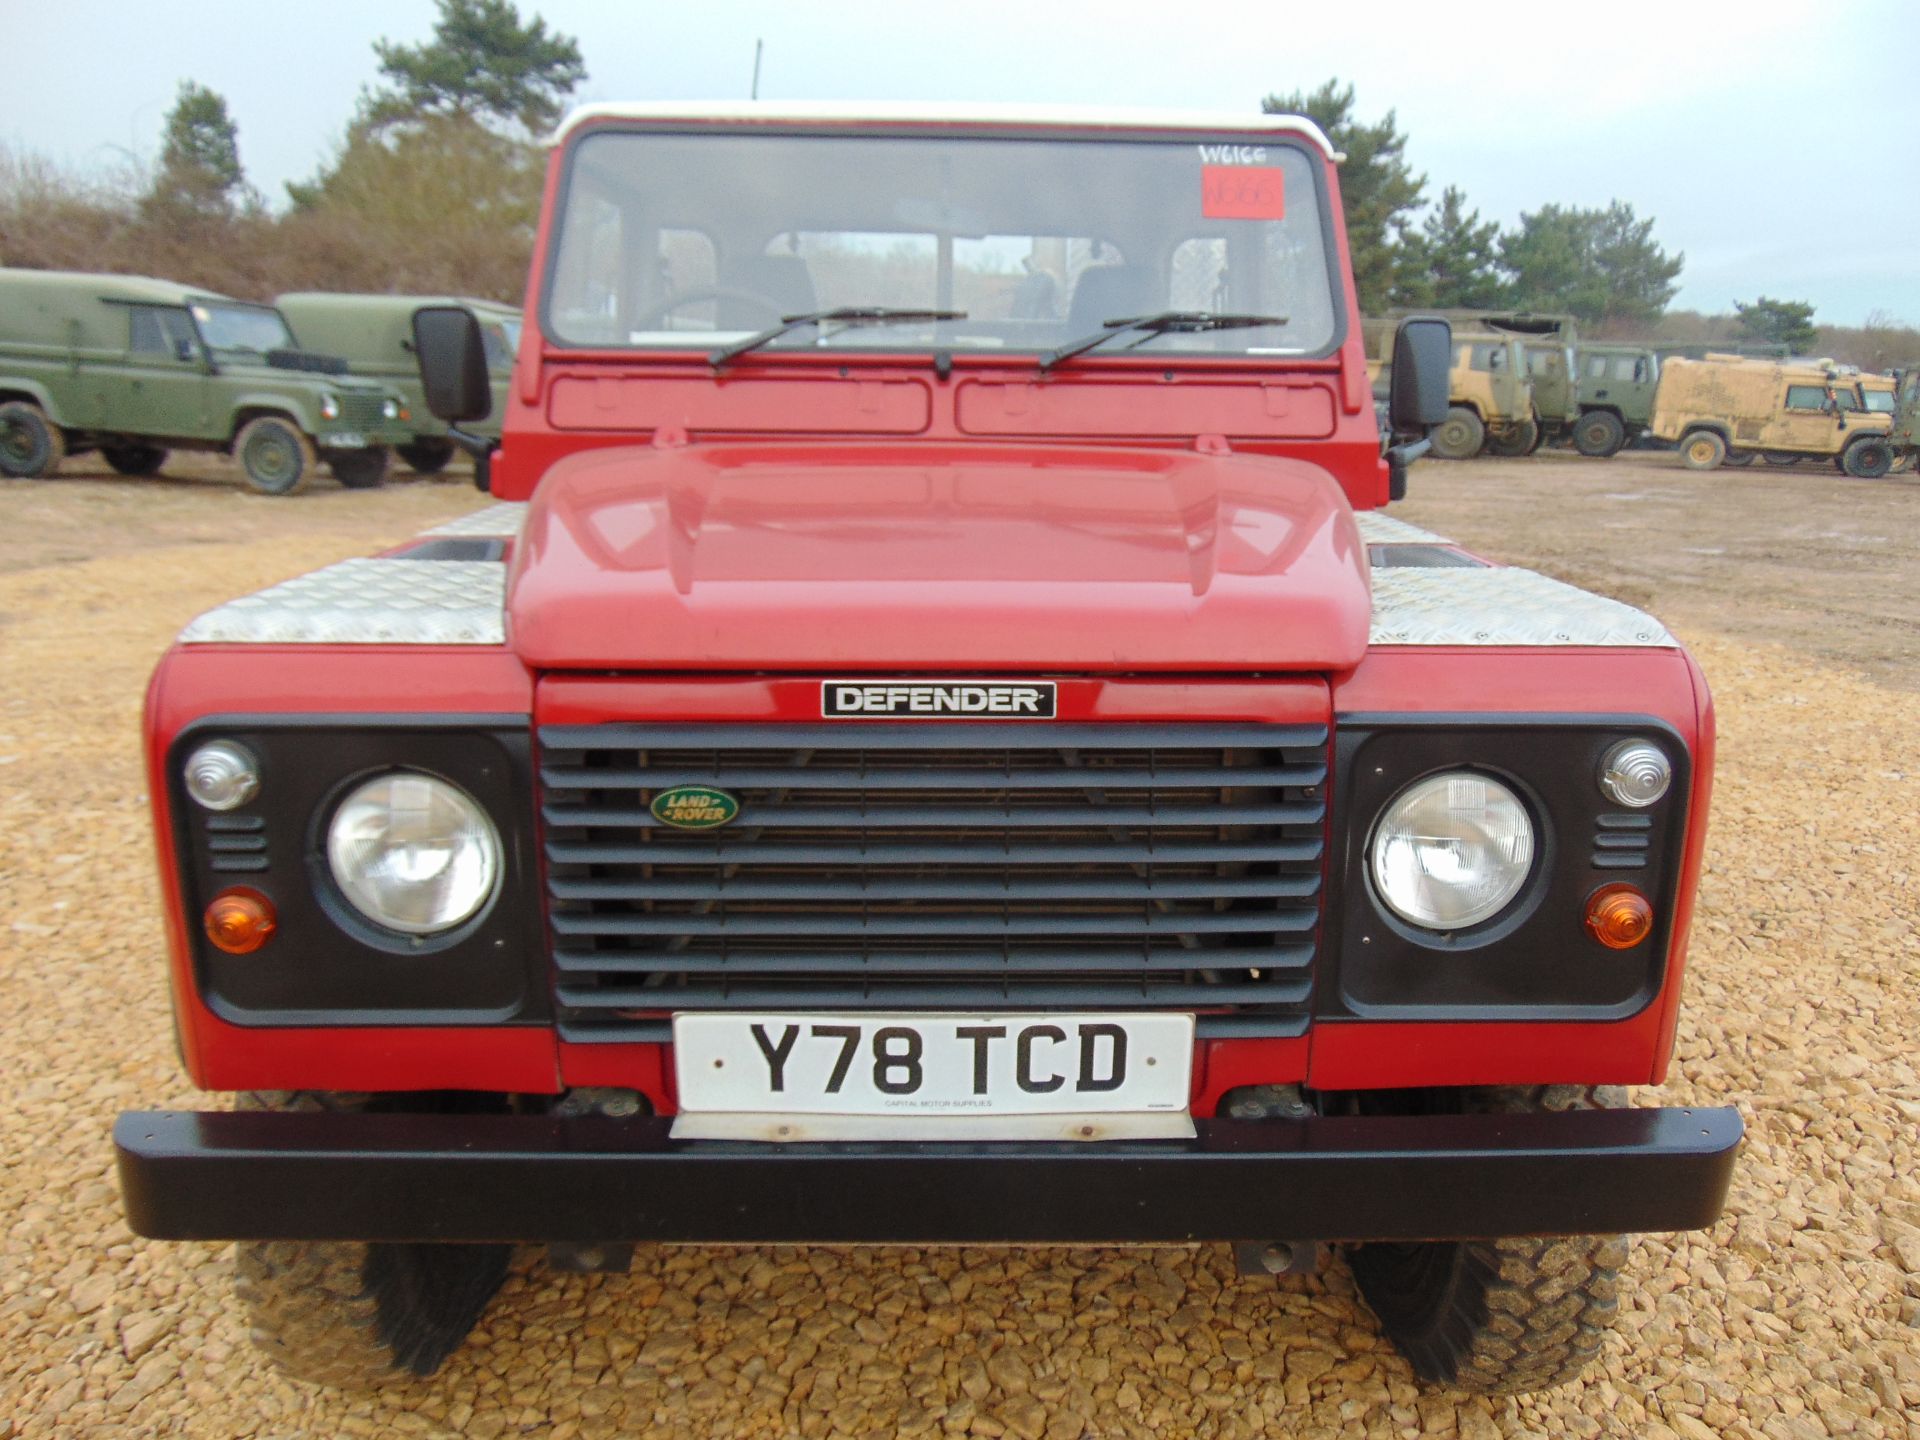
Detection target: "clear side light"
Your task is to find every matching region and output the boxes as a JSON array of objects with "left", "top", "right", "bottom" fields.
[
  {"left": 185, "top": 741, "right": 260, "bottom": 811},
  {"left": 1599, "top": 740, "right": 1671, "bottom": 808}
]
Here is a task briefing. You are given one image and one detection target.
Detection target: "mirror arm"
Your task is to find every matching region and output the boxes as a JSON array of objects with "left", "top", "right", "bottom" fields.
[
  {"left": 445, "top": 426, "right": 498, "bottom": 493},
  {"left": 1384, "top": 437, "right": 1430, "bottom": 502}
]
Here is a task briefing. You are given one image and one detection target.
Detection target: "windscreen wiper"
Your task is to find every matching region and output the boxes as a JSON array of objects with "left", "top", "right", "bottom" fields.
[
  {"left": 1039, "top": 311, "right": 1289, "bottom": 372},
  {"left": 709, "top": 307, "right": 966, "bottom": 369}
]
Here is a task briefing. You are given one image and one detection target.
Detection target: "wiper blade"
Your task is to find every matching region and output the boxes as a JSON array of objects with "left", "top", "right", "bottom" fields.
[
  {"left": 709, "top": 307, "right": 966, "bottom": 368},
  {"left": 1039, "top": 311, "right": 1289, "bottom": 372}
]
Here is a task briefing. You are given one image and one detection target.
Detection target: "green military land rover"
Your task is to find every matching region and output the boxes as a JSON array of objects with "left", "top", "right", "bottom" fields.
[
  {"left": 274, "top": 293, "right": 520, "bottom": 475},
  {"left": 0, "top": 269, "right": 412, "bottom": 494}
]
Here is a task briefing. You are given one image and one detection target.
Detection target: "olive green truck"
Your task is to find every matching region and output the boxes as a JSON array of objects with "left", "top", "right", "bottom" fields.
[
  {"left": 0, "top": 269, "right": 412, "bottom": 494},
  {"left": 274, "top": 293, "right": 520, "bottom": 474}
]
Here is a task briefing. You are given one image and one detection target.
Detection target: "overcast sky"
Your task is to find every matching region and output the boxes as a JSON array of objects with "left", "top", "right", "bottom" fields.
[{"left": 7, "top": 0, "right": 1915, "bottom": 323}]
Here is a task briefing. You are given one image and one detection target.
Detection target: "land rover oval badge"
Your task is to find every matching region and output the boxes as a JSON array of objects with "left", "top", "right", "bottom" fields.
[{"left": 650, "top": 785, "right": 740, "bottom": 829}]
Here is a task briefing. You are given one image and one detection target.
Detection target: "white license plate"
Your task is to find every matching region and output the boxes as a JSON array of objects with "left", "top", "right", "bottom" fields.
[
  {"left": 672, "top": 1013, "right": 1194, "bottom": 1141},
  {"left": 326, "top": 432, "right": 366, "bottom": 448}
]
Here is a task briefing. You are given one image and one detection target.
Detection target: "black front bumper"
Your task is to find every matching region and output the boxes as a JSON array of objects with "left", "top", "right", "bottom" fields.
[{"left": 115, "top": 1105, "right": 1741, "bottom": 1245}]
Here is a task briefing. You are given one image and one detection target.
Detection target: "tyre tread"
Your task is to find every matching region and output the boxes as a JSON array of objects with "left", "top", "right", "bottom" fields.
[{"left": 1350, "top": 1085, "right": 1632, "bottom": 1395}]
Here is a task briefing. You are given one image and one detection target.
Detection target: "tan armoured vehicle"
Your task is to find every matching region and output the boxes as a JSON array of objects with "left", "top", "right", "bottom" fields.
[
  {"left": 1650, "top": 354, "right": 1903, "bottom": 478},
  {"left": 1432, "top": 332, "right": 1535, "bottom": 459}
]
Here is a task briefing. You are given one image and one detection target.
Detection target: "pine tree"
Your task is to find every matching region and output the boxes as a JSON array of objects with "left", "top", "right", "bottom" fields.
[
  {"left": 150, "top": 82, "right": 249, "bottom": 219},
  {"left": 1733, "top": 296, "right": 1818, "bottom": 353},
  {"left": 365, "top": 0, "right": 586, "bottom": 135},
  {"left": 1500, "top": 201, "right": 1681, "bottom": 327},
  {"left": 1393, "top": 187, "right": 1506, "bottom": 309}
]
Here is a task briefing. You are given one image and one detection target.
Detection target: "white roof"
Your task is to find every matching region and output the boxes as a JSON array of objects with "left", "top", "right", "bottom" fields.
[{"left": 550, "top": 101, "right": 1340, "bottom": 160}]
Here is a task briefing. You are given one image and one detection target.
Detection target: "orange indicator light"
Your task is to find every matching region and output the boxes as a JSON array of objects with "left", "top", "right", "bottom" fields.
[
  {"left": 1585, "top": 884, "right": 1654, "bottom": 949},
  {"left": 205, "top": 888, "right": 277, "bottom": 954}
]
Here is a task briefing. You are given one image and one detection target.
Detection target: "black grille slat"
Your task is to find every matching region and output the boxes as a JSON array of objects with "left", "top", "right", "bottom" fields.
[
  {"left": 542, "top": 764, "right": 1325, "bottom": 791},
  {"left": 554, "top": 910, "right": 1313, "bottom": 939},
  {"left": 539, "top": 720, "right": 1327, "bottom": 1040},
  {"left": 550, "top": 875, "right": 1319, "bottom": 903},
  {"left": 543, "top": 801, "right": 1321, "bottom": 830},
  {"left": 548, "top": 839, "right": 1324, "bottom": 867},
  {"left": 553, "top": 944, "right": 1317, "bottom": 975},
  {"left": 558, "top": 979, "right": 1315, "bottom": 1011}
]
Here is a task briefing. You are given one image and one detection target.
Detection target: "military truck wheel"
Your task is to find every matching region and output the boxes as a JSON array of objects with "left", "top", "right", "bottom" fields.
[
  {"left": 1430, "top": 407, "right": 1485, "bottom": 461},
  {"left": 235, "top": 417, "right": 316, "bottom": 496},
  {"left": 1572, "top": 411, "right": 1625, "bottom": 458},
  {"left": 1348, "top": 1085, "right": 1632, "bottom": 1394},
  {"left": 1762, "top": 453, "right": 1803, "bottom": 467},
  {"left": 1678, "top": 431, "right": 1726, "bottom": 471},
  {"left": 397, "top": 440, "right": 456, "bottom": 475},
  {"left": 1841, "top": 436, "right": 1895, "bottom": 479},
  {"left": 232, "top": 1091, "right": 511, "bottom": 1387},
  {"left": 1485, "top": 420, "right": 1539, "bottom": 458},
  {"left": 0, "top": 400, "right": 67, "bottom": 478},
  {"left": 329, "top": 447, "right": 391, "bottom": 489},
  {"left": 103, "top": 444, "right": 168, "bottom": 477},
  {"left": 1723, "top": 450, "right": 1758, "bottom": 467}
]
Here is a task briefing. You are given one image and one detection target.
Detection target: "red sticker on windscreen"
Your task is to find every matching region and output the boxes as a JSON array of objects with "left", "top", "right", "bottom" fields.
[{"left": 1201, "top": 164, "right": 1286, "bottom": 220}]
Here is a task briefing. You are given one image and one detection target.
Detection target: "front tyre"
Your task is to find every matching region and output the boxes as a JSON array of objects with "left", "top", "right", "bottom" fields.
[
  {"left": 328, "top": 447, "right": 391, "bottom": 489},
  {"left": 1679, "top": 430, "right": 1727, "bottom": 471},
  {"left": 1348, "top": 1086, "right": 1632, "bottom": 1394},
  {"left": 1572, "top": 410, "right": 1625, "bottom": 458},
  {"left": 1430, "top": 407, "right": 1486, "bottom": 460},
  {"left": 235, "top": 417, "right": 315, "bottom": 496},
  {"left": 232, "top": 1092, "right": 510, "bottom": 1386},
  {"left": 0, "top": 400, "right": 68, "bottom": 478},
  {"left": 1841, "top": 436, "right": 1895, "bottom": 479}
]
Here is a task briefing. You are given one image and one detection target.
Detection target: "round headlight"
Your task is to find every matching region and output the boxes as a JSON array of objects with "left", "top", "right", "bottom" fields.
[
  {"left": 381, "top": 398, "right": 400, "bottom": 420},
  {"left": 326, "top": 772, "right": 500, "bottom": 935},
  {"left": 1370, "top": 772, "right": 1536, "bottom": 931},
  {"left": 1599, "top": 740, "right": 1671, "bottom": 808},
  {"left": 185, "top": 741, "right": 260, "bottom": 811},
  {"left": 319, "top": 392, "right": 340, "bottom": 421}
]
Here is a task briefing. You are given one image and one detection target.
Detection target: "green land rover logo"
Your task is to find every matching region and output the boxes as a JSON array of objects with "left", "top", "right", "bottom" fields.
[{"left": 650, "top": 785, "right": 740, "bottom": 829}]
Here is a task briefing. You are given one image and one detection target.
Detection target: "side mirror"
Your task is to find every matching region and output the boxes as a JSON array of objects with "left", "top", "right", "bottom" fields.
[
  {"left": 174, "top": 338, "right": 195, "bottom": 363},
  {"left": 1388, "top": 316, "right": 1452, "bottom": 432},
  {"left": 412, "top": 306, "right": 493, "bottom": 424}
]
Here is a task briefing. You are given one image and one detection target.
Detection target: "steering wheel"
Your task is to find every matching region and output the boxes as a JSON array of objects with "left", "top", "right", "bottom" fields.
[{"left": 630, "top": 287, "right": 789, "bottom": 329}]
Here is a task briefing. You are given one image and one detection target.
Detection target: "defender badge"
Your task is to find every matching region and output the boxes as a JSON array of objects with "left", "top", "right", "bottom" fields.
[{"left": 650, "top": 785, "right": 740, "bottom": 829}]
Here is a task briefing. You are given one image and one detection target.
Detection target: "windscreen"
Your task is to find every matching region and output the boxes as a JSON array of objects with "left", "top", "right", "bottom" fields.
[
  {"left": 1861, "top": 386, "right": 1896, "bottom": 414},
  {"left": 545, "top": 129, "right": 1340, "bottom": 358},
  {"left": 192, "top": 302, "right": 296, "bottom": 357}
]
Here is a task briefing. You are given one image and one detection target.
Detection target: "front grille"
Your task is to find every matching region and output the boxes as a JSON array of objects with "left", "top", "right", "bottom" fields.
[
  {"left": 538, "top": 722, "right": 1328, "bottom": 1041},
  {"left": 337, "top": 392, "right": 388, "bottom": 431}
]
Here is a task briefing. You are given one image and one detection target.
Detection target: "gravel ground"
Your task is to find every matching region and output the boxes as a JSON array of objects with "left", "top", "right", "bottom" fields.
[{"left": 1, "top": 454, "right": 1917, "bottom": 1439}]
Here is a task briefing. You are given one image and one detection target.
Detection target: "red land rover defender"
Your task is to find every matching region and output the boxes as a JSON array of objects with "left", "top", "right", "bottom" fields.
[{"left": 116, "top": 104, "right": 1739, "bottom": 1394}]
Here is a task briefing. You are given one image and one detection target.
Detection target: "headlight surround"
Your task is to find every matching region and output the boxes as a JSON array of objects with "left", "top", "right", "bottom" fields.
[
  {"left": 1368, "top": 771, "right": 1536, "bottom": 931},
  {"left": 325, "top": 771, "right": 501, "bottom": 935}
]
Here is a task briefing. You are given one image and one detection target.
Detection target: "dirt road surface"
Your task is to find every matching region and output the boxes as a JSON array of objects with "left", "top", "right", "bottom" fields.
[{"left": 2, "top": 452, "right": 1917, "bottom": 1439}]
